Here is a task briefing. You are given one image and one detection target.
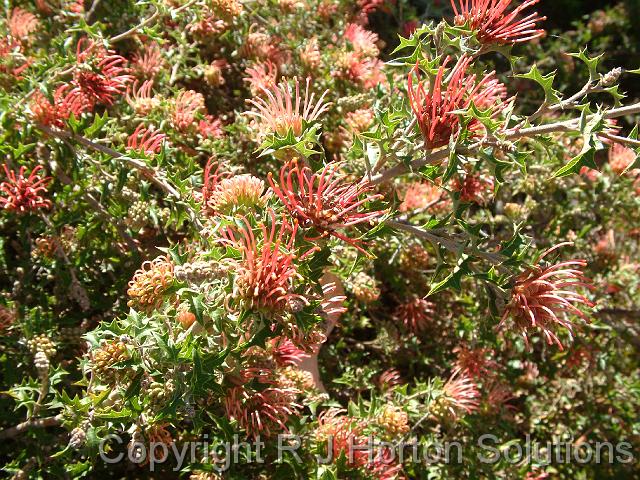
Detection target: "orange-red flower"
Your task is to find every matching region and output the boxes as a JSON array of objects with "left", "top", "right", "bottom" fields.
[
  {"left": 222, "top": 211, "right": 303, "bottom": 313},
  {"left": 393, "top": 296, "right": 435, "bottom": 333},
  {"left": 453, "top": 344, "right": 499, "bottom": 379},
  {"left": 71, "top": 39, "right": 132, "bottom": 108},
  {"left": 7, "top": 8, "right": 39, "bottom": 42},
  {"left": 131, "top": 42, "right": 164, "bottom": 79},
  {"left": 30, "top": 85, "right": 88, "bottom": 128},
  {"left": 246, "top": 77, "right": 330, "bottom": 137},
  {"left": 408, "top": 55, "right": 507, "bottom": 149},
  {"left": 438, "top": 368, "right": 480, "bottom": 418},
  {"left": 225, "top": 368, "right": 299, "bottom": 439},
  {"left": 244, "top": 60, "right": 278, "bottom": 96},
  {"left": 268, "top": 160, "right": 384, "bottom": 252},
  {"left": 126, "top": 124, "right": 167, "bottom": 155},
  {"left": 171, "top": 90, "right": 206, "bottom": 132},
  {"left": 0, "top": 165, "right": 52, "bottom": 213},
  {"left": 451, "top": 0, "right": 546, "bottom": 45},
  {"left": 450, "top": 172, "right": 494, "bottom": 205},
  {"left": 498, "top": 242, "right": 594, "bottom": 350}
]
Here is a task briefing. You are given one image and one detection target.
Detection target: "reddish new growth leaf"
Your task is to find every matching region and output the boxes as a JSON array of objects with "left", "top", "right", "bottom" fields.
[
  {"left": 408, "top": 55, "right": 507, "bottom": 150},
  {"left": 451, "top": 0, "right": 546, "bottom": 45},
  {"left": 126, "top": 124, "right": 167, "bottom": 155},
  {"left": 71, "top": 39, "right": 132, "bottom": 108},
  {"left": 30, "top": 85, "right": 88, "bottom": 128},
  {"left": 222, "top": 210, "right": 304, "bottom": 314},
  {"left": 268, "top": 160, "right": 385, "bottom": 253},
  {"left": 498, "top": 242, "right": 595, "bottom": 350},
  {"left": 0, "top": 165, "right": 52, "bottom": 213}
]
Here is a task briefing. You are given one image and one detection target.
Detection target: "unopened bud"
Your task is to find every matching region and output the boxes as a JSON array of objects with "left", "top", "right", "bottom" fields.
[{"left": 601, "top": 67, "right": 622, "bottom": 87}]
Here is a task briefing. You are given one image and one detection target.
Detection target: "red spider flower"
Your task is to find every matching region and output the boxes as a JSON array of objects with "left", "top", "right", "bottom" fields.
[
  {"left": 451, "top": 0, "right": 546, "bottom": 45},
  {"left": 246, "top": 77, "right": 330, "bottom": 137},
  {"left": 399, "top": 181, "right": 448, "bottom": 213},
  {"left": 300, "top": 38, "right": 321, "bottom": 70},
  {"left": 244, "top": 60, "right": 278, "bottom": 96},
  {"left": 437, "top": 368, "right": 480, "bottom": 418},
  {"left": 125, "top": 79, "right": 159, "bottom": 115},
  {"left": 270, "top": 337, "right": 309, "bottom": 367},
  {"left": 408, "top": 55, "right": 507, "bottom": 150},
  {"left": 608, "top": 142, "right": 638, "bottom": 175},
  {"left": 453, "top": 344, "right": 499, "bottom": 379},
  {"left": 498, "top": 242, "right": 595, "bottom": 350},
  {"left": 200, "top": 158, "right": 231, "bottom": 213},
  {"left": 0, "top": 165, "right": 52, "bottom": 213},
  {"left": 450, "top": 171, "right": 494, "bottom": 205},
  {"left": 8, "top": 8, "right": 39, "bottom": 42},
  {"left": 171, "top": 90, "right": 206, "bottom": 133},
  {"left": 316, "top": 409, "right": 367, "bottom": 466},
  {"left": 358, "top": 0, "right": 390, "bottom": 17},
  {"left": 30, "top": 85, "right": 88, "bottom": 128},
  {"left": 316, "top": 409, "right": 405, "bottom": 479},
  {"left": 204, "top": 173, "right": 266, "bottom": 215},
  {"left": 131, "top": 41, "right": 164, "bottom": 79},
  {"left": 126, "top": 124, "right": 167, "bottom": 155},
  {"left": 333, "top": 52, "right": 386, "bottom": 89},
  {"left": 344, "top": 23, "right": 380, "bottom": 57},
  {"left": 222, "top": 210, "right": 304, "bottom": 314},
  {"left": 0, "top": 36, "right": 32, "bottom": 78},
  {"left": 378, "top": 368, "right": 404, "bottom": 392},
  {"left": 71, "top": 39, "right": 132, "bottom": 108},
  {"left": 393, "top": 296, "right": 435, "bottom": 333},
  {"left": 198, "top": 115, "right": 224, "bottom": 139},
  {"left": 267, "top": 160, "right": 385, "bottom": 253},
  {"left": 224, "top": 376, "right": 300, "bottom": 439}
]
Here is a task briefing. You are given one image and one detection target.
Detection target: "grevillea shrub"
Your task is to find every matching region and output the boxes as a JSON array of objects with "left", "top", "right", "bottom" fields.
[{"left": 0, "top": 1, "right": 639, "bottom": 478}]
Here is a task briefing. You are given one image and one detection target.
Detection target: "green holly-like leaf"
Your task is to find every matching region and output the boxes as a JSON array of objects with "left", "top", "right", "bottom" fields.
[
  {"left": 552, "top": 146, "right": 596, "bottom": 178},
  {"left": 568, "top": 49, "right": 603, "bottom": 82},
  {"left": 516, "top": 65, "right": 561, "bottom": 104},
  {"left": 427, "top": 255, "right": 470, "bottom": 296}
]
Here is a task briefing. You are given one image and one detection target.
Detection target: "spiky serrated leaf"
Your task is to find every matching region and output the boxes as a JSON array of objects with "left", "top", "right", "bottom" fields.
[{"left": 516, "top": 65, "right": 561, "bottom": 104}]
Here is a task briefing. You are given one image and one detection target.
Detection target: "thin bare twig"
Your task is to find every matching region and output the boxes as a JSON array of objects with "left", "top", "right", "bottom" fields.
[
  {"left": 386, "top": 219, "right": 510, "bottom": 273},
  {"left": 110, "top": 6, "right": 160, "bottom": 43},
  {"left": 0, "top": 415, "right": 63, "bottom": 440}
]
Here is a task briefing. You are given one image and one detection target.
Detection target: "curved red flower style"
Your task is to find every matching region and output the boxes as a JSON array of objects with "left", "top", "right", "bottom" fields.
[
  {"left": 246, "top": 77, "right": 330, "bottom": 137},
  {"left": 498, "top": 242, "right": 595, "bottom": 350},
  {"left": 268, "top": 160, "right": 385, "bottom": 253},
  {"left": 451, "top": 0, "right": 546, "bottom": 45},
  {"left": 224, "top": 372, "right": 300, "bottom": 439},
  {"left": 30, "top": 85, "right": 88, "bottom": 128},
  {"left": 200, "top": 158, "right": 232, "bottom": 214},
  {"left": 222, "top": 210, "right": 304, "bottom": 313},
  {"left": 0, "top": 165, "right": 52, "bottom": 213},
  {"left": 393, "top": 296, "right": 435, "bottom": 333},
  {"left": 408, "top": 55, "right": 507, "bottom": 150},
  {"left": 126, "top": 124, "right": 167, "bottom": 155},
  {"left": 441, "top": 367, "right": 481, "bottom": 417},
  {"left": 71, "top": 39, "right": 132, "bottom": 108}
]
